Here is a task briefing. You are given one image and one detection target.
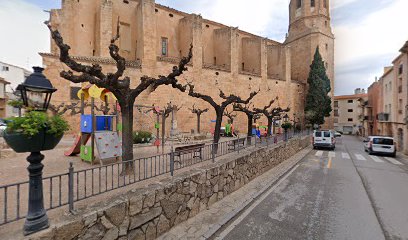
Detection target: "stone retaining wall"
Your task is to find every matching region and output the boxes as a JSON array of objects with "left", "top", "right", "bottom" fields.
[{"left": 30, "top": 137, "right": 310, "bottom": 240}]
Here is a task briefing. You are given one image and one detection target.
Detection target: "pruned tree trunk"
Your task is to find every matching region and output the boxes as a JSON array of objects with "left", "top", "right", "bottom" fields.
[
  {"left": 267, "top": 117, "right": 273, "bottom": 137},
  {"left": 213, "top": 108, "right": 223, "bottom": 152},
  {"left": 120, "top": 100, "right": 135, "bottom": 174},
  {"left": 247, "top": 114, "right": 253, "bottom": 137}
]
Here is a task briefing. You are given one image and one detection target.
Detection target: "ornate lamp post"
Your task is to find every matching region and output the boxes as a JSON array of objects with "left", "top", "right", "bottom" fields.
[
  {"left": 16, "top": 67, "right": 57, "bottom": 235},
  {"left": 283, "top": 114, "right": 289, "bottom": 141}
]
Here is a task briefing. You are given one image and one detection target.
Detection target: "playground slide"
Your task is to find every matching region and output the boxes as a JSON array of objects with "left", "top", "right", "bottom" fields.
[{"left": 64, "top": 133, "right": 91, "bottom": 156}]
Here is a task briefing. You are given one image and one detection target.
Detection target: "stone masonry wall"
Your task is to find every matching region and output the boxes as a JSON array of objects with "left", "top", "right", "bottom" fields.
[{"left": 30, "top": 137, "right": 310, "bottom": 240}]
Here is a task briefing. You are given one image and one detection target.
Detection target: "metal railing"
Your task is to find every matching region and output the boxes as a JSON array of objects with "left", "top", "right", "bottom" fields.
[{"left": 0, "top": 131, "right": 309, "bottom": 226}]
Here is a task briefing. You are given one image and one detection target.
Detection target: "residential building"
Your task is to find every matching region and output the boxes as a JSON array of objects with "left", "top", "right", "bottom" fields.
[
  {"left": 0, "top": 61, "right": 31, "bottom": 92},
  {"left": 334, "top": 88, "right": 368, "bottom": 135},
  {"left": 0, "top": 77, "right": 10, "bottom": 118},
  {"left": 367, "top": 40, "right": 408, "bottom": 153},
  {"left": 41, "top": 0, "right": 335, "bottom": 134}
]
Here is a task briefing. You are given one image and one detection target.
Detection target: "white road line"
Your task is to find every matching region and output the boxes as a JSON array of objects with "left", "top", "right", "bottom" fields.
[
  {"left": 384, "top": 157, "right": 404, "bottom": 165},
  {"left": 370, "top": 156, "right": 384, "bottom": 163},
  {"left": 355, "top": 154, "right": 367, "bottom": 161},
  {"left": 328, "top": 152, "right": 336, "bottom": 158},
  {"left": 315, "top": 151, "right": 323, "bottom": 157},
  {"left": 341, "top": 152, "right": 350, "bottom": 159},
  {"left": 214, "top": 165, "right": 300, "bottom": 240}
]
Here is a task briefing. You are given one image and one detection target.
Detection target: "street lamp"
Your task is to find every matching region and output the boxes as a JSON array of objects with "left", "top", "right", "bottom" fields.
[
  {"left": 17, "top": 67, "right": 56, "bottom": 111},
  {"left": 16, "top": 67, "right": 56, "bottom": 235}
]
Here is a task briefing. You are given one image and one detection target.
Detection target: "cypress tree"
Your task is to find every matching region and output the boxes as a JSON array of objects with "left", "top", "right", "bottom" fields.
[{"left": 305, "top": 47, "right": 332, "bottom": 127}]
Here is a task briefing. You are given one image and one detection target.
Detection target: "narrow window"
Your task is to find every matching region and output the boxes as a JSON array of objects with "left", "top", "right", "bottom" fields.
[
  {"left": 348, "top": 100, "right": 353, "bottom": 103},
  {"left": 399, "top": 64, "right": 403, "bottom": 75},
  {"left": 242, "top": 62, "right": 245, "bottom": 71},
  {"left": 311, "top": 0, "right": 315, "bottom": 7},
  {"left": 325, "top": 43, "right": 328, "bottom": 50},
  {"left": 297, "top": 0, "right": 302, "bottom": 8},
  {"left": 334, "top": 101, "right": 338, "bottom": 108},
  {"left": 348, "top": 109, "right": 353, "bottom": 113},
  {"left": 214, "top": 57, "right": 217, "bottom": 65},
  {"left": 348, "top": 118, "right": 353, "bottom": 122},
  {"left": 323, "top": 0, "right": 327, "bottom": 8},
  {"left": 2, "top": 66, "right": 9, "bottom": 71},
  {"left": 70, "top": 87, "right": 81, "bottom": 100},
  {"left": 161, "top": 37, "right": 168, "bottom": 56},
  {"left": 334, "top": 109, "right": 339, "bottom": 116}
]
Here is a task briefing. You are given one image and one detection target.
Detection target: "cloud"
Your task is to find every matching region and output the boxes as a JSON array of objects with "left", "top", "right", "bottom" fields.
[{"left": 0, "top": 0, "right": 50, "bottom": 68}]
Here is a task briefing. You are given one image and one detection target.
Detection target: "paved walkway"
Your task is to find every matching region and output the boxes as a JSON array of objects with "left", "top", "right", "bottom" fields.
[{"left": 157, "top": 146, "right": 312, "bottom": 239}]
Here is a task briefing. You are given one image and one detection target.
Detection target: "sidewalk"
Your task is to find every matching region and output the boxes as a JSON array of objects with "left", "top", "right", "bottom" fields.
[{"left": 157, "top": 146, "right": 312, "bottom": 240}]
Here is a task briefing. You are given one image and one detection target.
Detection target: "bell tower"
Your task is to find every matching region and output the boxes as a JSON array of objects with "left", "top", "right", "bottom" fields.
[{"left": 285, "top": 0, "right": 335, "bottom": 127}]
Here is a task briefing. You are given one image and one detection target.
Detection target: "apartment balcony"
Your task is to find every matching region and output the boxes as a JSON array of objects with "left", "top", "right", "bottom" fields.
[{"left": 377, "top": 112, "right": 390, "bottom": 122}]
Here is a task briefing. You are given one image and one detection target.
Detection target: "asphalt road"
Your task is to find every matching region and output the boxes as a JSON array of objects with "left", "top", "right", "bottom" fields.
[{"left": 215, "top": 135, "right": 408, "bottom": 240}]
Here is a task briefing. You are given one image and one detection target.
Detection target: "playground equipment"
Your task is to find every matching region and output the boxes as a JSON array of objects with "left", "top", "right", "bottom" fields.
[{"left": 64, "top": 84, "right": 121, "bottom": 165}]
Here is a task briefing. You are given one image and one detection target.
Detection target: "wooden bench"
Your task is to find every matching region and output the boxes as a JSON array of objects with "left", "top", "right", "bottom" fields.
[
  {"left": 228, "top": 138, "right": 245, "bottom": 151},
  {"left": 174, "top": 143, "right": 205, "bottom": 163}
]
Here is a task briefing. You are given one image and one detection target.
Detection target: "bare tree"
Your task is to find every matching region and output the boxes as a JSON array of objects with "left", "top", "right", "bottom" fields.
[
  {"left": 253, "top": 97, "right": 283, "bottom": 136},
  {"left": 161, "top": 102, "right": 182, "bottom": 149},
  {"left": 46, "top": 21, "right": 192, "bottom": 172},
  {"left": 189, "top": 104, "right": 208, "bottom": 134},
  {"left": 253, "top": 113, "right": 261, "bottom": 123},
  {"left": 181, "top": 84, "right": 259, "bottom": 150},
  {"left": 233, "top": 103, "right": 256, "bottom": 138},
  {"left": 223, "top": 109, "right": 237, "bottom": 124}
]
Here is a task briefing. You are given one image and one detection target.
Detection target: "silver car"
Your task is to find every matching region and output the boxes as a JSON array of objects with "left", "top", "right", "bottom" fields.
[{"left": 364, "top": 136, "right": 396, "bottom": 157}]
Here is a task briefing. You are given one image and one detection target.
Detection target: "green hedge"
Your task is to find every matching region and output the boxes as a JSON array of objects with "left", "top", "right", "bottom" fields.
[{"left": 133, "top": 131, "right": 152, "bottom": 144}]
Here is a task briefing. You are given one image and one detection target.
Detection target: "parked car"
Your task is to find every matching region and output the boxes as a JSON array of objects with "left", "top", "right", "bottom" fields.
[
  {"left": 313, "top": 130, "right": 336, "bottom": 150},
  {"left": 334, "top": 131, "right": 342, "bottom": 138},
  {"left": 363, "top": 136, "right": 396, "bottom": 157},
  {"left": 0, "top": 119, "right": 7, "bottom": 137}
]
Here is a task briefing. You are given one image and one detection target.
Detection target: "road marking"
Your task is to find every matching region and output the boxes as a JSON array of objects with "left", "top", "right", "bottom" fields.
[
  {"left": 328, "top": 152, "right": 336, "bottom": 158},
  {"left": 214, "top": 165, "right": 300, "bottom": 240},
  {"left": 355, "top": 154, "right": 366, "bottom": 161},
  {"left": 370, "top": 156, "right": 384, "bottom": 163},
  {"left": 342, "top": 152, "right": 350, "bottom": 159},
  {"left": 315, "top": 151, "right": 323, "bottom": 157},
  {"left": 384, "top": 157, "right": 404, "bottom": 165},
  {"left": 327, "top": 157, "right": 332, "bottom": 169}
]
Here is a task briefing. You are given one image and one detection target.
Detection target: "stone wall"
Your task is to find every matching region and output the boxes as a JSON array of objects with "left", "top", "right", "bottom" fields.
[{"left": 30, "top": 137, "right": 310, "bottom": 240}]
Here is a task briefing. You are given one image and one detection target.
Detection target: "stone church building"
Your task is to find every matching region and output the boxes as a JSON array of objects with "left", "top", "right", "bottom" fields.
[{"left": 41, "top": 0, "right": 334, "bottom": 135}]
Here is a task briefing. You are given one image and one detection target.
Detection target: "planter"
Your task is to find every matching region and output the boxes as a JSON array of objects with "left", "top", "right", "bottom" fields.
[{"left": 4, "top": 129, "right": 63, "bottom": 153}]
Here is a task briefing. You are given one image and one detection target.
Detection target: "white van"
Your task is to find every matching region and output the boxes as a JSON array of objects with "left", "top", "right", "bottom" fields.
[
  {"left": 363, "top": 136, "right": 396, "bottom": 157},
  {"left": 313, "top": 130, "right": 336, "bottom": 150}
]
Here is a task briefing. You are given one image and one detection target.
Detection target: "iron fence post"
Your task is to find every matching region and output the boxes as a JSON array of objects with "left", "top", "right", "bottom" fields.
[
  {"left": 212, "top": 142, "right": 216, "bottom": 163},
  {"left": 68, "top": 162, "right": 74, "bottom": 213}
]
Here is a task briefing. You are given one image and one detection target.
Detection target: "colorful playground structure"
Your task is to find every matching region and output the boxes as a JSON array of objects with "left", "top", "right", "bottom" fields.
[{"left": 64, "top": 84, "right": 122, "bottom": 165}]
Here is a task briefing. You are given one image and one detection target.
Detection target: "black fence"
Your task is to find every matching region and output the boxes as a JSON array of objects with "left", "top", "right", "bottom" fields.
[{"left": 0, "top": 130, "right": 310, "bottom": 226}]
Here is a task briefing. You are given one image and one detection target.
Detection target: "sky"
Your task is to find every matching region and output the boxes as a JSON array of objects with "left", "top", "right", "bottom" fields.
[{"left": 0, "top": 0, "right": 407, "bottom": 95}]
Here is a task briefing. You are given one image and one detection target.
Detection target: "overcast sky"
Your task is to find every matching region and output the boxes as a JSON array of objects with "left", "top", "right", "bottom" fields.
[{"left": 0, "top": 0, "right": 407, "bottom": 95}]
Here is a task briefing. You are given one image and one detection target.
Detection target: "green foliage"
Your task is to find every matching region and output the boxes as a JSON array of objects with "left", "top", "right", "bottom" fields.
[
  {"left": 133, "top": 131, "right": 152, "bottom": 144},
  {"left": 6, "top": 111, "right": 69, "bottom": 137},
  {"left": 305, "top": 47, "right": 332, "bottom": 126},
  {"left": 8, "top": 100, "right": 24, "bottom": 108},
  {"left": 281, "top": 122, "right": 293, "bottom": 130}
]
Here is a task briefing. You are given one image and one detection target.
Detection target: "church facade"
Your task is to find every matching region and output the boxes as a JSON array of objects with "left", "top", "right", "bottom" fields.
[{"left": 41, "top": 0, "right": 334, "bottom": 134}]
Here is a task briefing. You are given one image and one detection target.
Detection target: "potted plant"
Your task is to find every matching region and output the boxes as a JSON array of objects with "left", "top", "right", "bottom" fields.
[{"left": 4, "top": 111, "right": 69, "bottom": 153}]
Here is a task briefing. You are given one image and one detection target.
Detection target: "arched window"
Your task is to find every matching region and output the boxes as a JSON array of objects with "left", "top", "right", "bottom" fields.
[
  {"left": 297, "top": 0, "right": 302, "bottom": 9},
  {"left": 311, "top": 0, "right": 315, "bottom": 7}
]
